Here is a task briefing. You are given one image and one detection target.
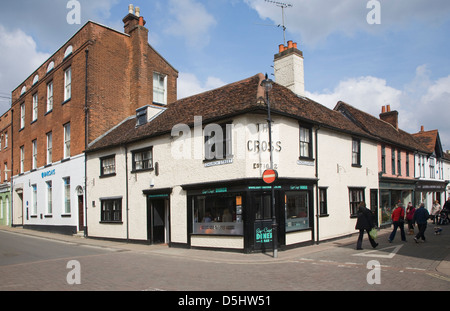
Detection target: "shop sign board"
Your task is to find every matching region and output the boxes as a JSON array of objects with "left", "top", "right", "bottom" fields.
[{"left": 254, "top": 221, "right": 273, "bottom": 249}]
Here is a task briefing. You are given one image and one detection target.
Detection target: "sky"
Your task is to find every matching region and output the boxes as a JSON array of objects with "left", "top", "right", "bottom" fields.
[{"left": 0, "top": 0, "right": 450, "bottom": 150}]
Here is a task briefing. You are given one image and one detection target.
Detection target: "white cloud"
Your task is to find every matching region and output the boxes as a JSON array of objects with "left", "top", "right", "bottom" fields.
[
  {"left": 178, "top": 72, "right": 226, "bottom": 99},
  {"left": 306, "top": 67, "right": 450, "bottom": 150},
  {"left": 165, "top": 0, "right": 217, "bottom": 48},
  {"left": 0, "top": 25, "right": 51, "bottom": 113},
  {"left": 245, "top": 0, "right": 450, "bottom": 46}
]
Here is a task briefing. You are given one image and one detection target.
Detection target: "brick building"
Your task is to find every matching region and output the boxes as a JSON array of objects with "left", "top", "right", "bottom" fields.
[
  {"left": 0, "top": 109, "right": 11, "bottom": 226},
  {"left": 10, "top": 5, "right": 178, "bottom": 234}
]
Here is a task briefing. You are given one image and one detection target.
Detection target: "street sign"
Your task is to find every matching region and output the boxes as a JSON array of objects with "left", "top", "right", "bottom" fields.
[{"left": 262, "top": 169, "right": 278, "bottom": 184}]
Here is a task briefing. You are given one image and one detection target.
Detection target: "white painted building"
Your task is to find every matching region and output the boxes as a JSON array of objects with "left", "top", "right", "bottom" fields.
[{"left": 85, "top": 65, "right": 379, "bottom": 252}]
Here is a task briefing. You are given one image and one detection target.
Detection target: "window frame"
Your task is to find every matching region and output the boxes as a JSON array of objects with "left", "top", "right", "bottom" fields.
[
  {"left": 32, "top": 139, "right": 37, "bottom": 170},
  {"left": 47, "top": 81, "right": 53, "bottom": 112},
  {"left": 349, "top": 187, "right": 365, "bottom": 217},
  {"left": 64, "top": 66, "right": 72, "bottom": 102},
  {"left": 63, "top": 177, "right": 71, "bottom": 214},
  {"left": 299, "top": 125, "right": 313, "bottom": 159},
  {"left": 32, "top": 93, "right": 38, "bottom": 122},
  {"left": 100, "top": 198, "right": 123, "bottom": 223},
  {"left": 63, "top": 123, "right": 71, "bottom": 159},
  {"left": 100, "top": 155, "right": 116, "bottom": 177},
  {"left": 352, "top": 138, "right": 361, "bottom": 167},
  {"left": 46, "top": 132, "right": 52, "bottom": 165},
  {"left": 153, "top": 72, "right": 167, "bottom": 106},
  {"left": 131, "top": 147, "right": 153, "bottom": 172},
  {"left": 319, "top": 187, "right": 328, "bottom": 216}
]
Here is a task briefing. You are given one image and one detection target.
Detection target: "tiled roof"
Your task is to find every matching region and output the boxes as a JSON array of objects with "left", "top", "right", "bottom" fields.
[
  {"left": 412, "top": 130, "right": 439, "bottom": 154},
  {"left": 87, "top": 73, "right": 376, "bottom": 152},
  {"left": 334, "top": 101, "right": 428, "bottom": 153}
]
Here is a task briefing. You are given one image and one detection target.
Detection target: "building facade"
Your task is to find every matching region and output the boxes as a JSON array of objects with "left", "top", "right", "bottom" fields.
[
  {"left": 413, "top": 127, "right": 448, "bottom": 210},
  {"left": 0, "top": 109, "right": 11, "bottom": 226},
  {"left": 85, "top": 58, "right": 379, "bottom": 252},
  {"left": 9, "top": 6, "right": 178, "bottom": 233},
  {"left": 334, "top": 103, "right": 426, "bottom": 225}
]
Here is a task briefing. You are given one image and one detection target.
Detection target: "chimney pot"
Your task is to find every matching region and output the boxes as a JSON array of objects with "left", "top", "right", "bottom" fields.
[
  {"left": 293, "top": 42, "right": 298, "bottom": 49},
  {"left": 135, "top": 7, "right": 140, "bottom": 17},
  {"left": 128, "top": 4, "right": 134, "bottom": 14},
  {"left": 288, "top": 40, "right": 293, "bottom": 49},
  {"left": 382, "top": 106, "right": 386, "bottom": 113},
  {"left": 387, "top": 105, "right": 391, "bottom": 112},
  {"left": 421, "top": 125, "right": 424, "bottom": 132}
]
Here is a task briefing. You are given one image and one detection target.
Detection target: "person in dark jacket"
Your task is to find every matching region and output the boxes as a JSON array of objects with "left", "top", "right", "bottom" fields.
[
  {"left": 355, "top": 202, "right": 378, "bottom": 250},
  {"left": 413, "top": 203, "right": 430, "bottom": 243}
]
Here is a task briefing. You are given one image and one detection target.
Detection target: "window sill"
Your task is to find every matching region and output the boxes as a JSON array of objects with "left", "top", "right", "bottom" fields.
[
  {"left": 62, "top": 98, "right": 71, "bottom": 105},
  {"left": 61, "top": 214, "right": 71, "bottom": 218},
  {"left": 99, "top": 221, "right": 123, "bottom": 224},
  {"left": 100, "top": 173, "right": 116, "bottom": 179},
  {"left": 131, "top": 168, "right": 154, "bottom": 174}
]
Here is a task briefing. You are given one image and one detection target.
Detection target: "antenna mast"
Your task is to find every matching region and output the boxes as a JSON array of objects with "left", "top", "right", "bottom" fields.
[{"left": 264, "top": 0, "right": 293, "bottom": 45}]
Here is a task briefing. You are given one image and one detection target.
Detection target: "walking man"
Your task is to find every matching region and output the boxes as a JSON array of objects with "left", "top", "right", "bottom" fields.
[
  {"left": 413, "top": 203, "right": 430, "bottom": 243},
  {"left": 389, "top": 203, "right": 406, "bottom": 242}
]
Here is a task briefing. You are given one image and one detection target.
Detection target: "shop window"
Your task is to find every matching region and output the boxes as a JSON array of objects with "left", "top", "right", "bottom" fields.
[
  {"left": 349, "top": 188, "right": 365, "bottom": 217},
  {"left": 46, "top": 181, "right": 53, "bottom": 215},
  {"left": 63, "top": 177, "right": 71, "bottom": 214},
  {"left": 132, "top": 147, "right": 153, "bottom": 172},
  {"left": 192, "top": 194, "right": 243, "bottom": 235},
  {"left": 286, "top": 191, "right": 310, "bottom": 231},
  {"left": 101, "top": 198, "right": 122, "bottom": 222},
  {"left": 32, "top": 184, "right": 37, "bottom": 215}
]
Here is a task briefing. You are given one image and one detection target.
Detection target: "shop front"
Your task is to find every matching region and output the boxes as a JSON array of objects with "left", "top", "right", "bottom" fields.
[
  {"left": 379, "top": 178, "right": 415, "bottom": 225},
  {"left": 183, "top": 178, "right": 316, "bottom": 253}
]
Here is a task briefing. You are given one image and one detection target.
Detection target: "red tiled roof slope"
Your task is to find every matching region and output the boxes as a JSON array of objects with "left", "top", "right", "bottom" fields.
[
  {"left": 334, "top": 101, "right": 428, "bottom": 153},
  {"left": 87, "top": 73, "right": 376, "bottom": 152}
]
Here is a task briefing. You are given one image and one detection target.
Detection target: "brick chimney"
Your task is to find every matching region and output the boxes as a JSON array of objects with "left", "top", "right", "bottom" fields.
[
  {"left": 123, "top": 4, "right": 150, "bottom": 114},
  {"left": 379, "top": 105, "right": 399, "bottom": 130},
  {"left": 274, "top": 40, "right": 305, "bottom": 97}
]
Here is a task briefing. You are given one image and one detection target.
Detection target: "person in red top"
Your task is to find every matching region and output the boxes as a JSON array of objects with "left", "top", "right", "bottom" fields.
[{"left": 389, "top": 203, "right": 406, "bottom": 243}]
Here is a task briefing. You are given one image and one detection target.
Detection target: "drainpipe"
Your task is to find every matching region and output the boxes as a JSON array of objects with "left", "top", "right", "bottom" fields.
[
  {"left": 315, "top": 125, "right": 320, "bottom": 244},
  {"left": 84, "top": 48, "right": 89, "bottom": 237},
  {"left": 125, "top": 145, "right": 129, "bottom": 242},
  {"left": 10, "top": 108, "right": 14, "bottom": 227}
]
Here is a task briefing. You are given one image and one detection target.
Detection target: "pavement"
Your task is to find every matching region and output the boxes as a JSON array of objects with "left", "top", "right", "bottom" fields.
[{"left": 1, "top": 223, "right": 449, "bottom": 277}]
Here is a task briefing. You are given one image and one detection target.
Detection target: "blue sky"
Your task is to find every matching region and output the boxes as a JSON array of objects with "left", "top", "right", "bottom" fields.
[{"left": 1, "top": 0, "right": 450, "bottom": 149}]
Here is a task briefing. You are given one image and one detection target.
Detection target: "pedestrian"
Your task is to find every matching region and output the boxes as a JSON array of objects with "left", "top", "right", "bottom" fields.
[
  {"left": 431, "top": 200, "right": 441, "bottom": 224},
  {"left": 413, "top": 203, "right": 430, "bottom": 243},
  {"left": 355, "top": 202, "right": 378, "bottom": 250},
  {"left": 405, "top": 202, "right": 415, "bottom": 235},
  {"left": 389, "top": 203, "right": 406, "bottom": 242}
]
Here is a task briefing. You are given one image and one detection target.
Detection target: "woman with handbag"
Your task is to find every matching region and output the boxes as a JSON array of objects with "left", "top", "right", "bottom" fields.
[
  {"left": 355, "top": 202, "right": 379, "bottom": 250},
  {"left": 388, "top": 203, "right": 406, "bottom": 243}
]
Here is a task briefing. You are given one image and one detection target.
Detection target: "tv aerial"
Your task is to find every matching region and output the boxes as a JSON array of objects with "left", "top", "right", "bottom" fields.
[{"left": 264, "top": 0, "right": 293, "bottom": 45}]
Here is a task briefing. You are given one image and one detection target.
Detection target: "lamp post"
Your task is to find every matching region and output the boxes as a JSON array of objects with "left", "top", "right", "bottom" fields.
[{"left": 261, "top": 74, "right": 278, "bottom": 258}]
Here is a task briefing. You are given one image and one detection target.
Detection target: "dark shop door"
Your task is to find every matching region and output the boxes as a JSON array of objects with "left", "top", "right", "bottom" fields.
[{"left": 147, "top": 198, "right": 166, "bottom": 244}]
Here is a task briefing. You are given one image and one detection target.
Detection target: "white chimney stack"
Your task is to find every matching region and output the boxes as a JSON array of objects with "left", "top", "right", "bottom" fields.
[{"left": 274, "top": 40, "right": 305, "bottom": 97}]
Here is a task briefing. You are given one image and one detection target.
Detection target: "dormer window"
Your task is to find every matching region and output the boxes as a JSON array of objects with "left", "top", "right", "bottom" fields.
[
  {"left": 136, "top": 107, "right": 147, "bottom": 127},
  {"left": 20, "top": 86, "right": 27, "bottom": 96},
  {"left": 32, "top": 75, "right": 39, "bottom": 86},
  {"left": 47, "top": 61, "right": 55, "bottom": 73},
  {"left": 64, "top": 45, "right": 73, "bottom": 59}
]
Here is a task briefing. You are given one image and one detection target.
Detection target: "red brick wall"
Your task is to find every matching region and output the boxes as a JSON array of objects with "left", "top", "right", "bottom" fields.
[{"left": 10, "top": 18, "right": 178, "bottom": 176}]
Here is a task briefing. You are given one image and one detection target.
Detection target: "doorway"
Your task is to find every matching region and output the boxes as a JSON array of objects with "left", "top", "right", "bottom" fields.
[
  {"left": 78, "top": 195, "right": 84, "bottom": 231},
  {"left": 147, "top": 197, "right": 168, "bottom": 244}
]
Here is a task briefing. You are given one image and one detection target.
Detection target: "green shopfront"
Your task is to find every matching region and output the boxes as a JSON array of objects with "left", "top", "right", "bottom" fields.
[{"left": 183, "top": 178, "right": 316, "bottom": 253}]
